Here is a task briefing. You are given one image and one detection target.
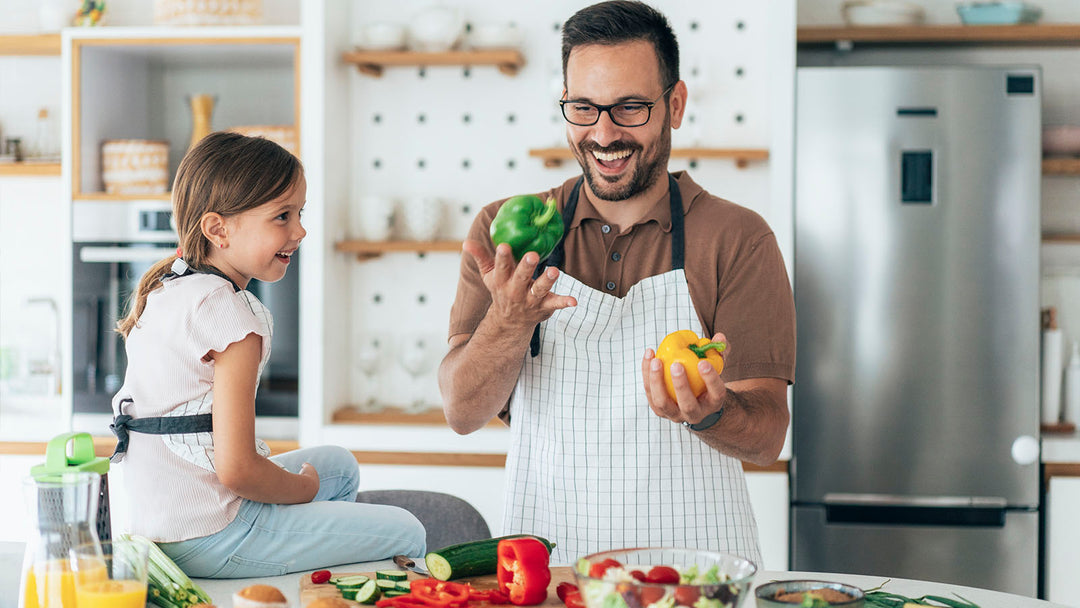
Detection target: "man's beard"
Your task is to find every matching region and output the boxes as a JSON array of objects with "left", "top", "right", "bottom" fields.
[{"left": 572, "top": 116, "right": 672, "bottom": 202}]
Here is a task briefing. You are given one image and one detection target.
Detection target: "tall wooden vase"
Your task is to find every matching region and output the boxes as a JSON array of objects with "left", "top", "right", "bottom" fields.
[{"left": 188, "top": 94, "right": 216, "bottom": 150}]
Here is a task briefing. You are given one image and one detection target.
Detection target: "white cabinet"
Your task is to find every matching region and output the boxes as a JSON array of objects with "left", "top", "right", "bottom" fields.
[{"left": 1045, "top": 475, "right": 1080, "bottom": 603}]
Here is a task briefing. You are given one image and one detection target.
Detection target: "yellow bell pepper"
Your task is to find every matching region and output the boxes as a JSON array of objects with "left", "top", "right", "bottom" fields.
[{"left": 655, "top": 330, "right": 726, "bottom": 401}]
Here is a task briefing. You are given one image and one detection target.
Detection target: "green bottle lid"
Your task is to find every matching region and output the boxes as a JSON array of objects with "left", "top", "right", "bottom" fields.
[{"left": 30, "top": 432, "right": 110, "bottom": 480}]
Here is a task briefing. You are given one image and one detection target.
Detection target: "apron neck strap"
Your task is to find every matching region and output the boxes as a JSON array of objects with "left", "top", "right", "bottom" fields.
[{"left": 529, "top": 173, "right": 684, "bottom": 357}]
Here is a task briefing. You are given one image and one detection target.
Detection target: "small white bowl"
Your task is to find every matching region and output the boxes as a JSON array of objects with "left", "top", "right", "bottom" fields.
[
  {"left": 468, "top": 23, "right": 523, "bottom": 49},
  {"left": 358, "top": 22, "right": 407, "bottom": 51},
  {"left": 408, "top": 6, "right": 464, "bottom": 52},
  {"left": 842, "top": 0, "right": 925, "bottom": 26}
]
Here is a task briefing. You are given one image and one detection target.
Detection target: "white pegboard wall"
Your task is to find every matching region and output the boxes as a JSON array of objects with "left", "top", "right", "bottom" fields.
[{"left": 344, "top": 1, "right": 790, "bottom": 410}]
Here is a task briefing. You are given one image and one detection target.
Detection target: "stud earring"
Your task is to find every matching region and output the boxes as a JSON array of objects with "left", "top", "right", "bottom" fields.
[{"left": 219, "top": 242, "right": 226, "bottom": 249}]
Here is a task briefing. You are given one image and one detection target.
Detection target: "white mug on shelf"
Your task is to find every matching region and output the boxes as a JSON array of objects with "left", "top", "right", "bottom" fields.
[
  {"left": 351, "top": 195, "right": 398, "bottom": 241},
  {"left": 400, "top": 196, "right": 444, "bottom": 242}
]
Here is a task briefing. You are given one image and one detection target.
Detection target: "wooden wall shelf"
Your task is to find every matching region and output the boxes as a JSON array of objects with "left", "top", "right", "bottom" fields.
[
  {"left": 1044, "top": 234, "right": 1080, "bottom": 243},
  {"left": 335, "top": 239, "right": 462, "bottom": 260},
  {"left": 73, "top": 192, "right": 172, "bottom": 201},
  {"left": 1044, "top": 157, "right": 1080, "bottom": 175},
  {"left": 798, "top": 24, "right": 1080, "bottom": 47},
  {"left": 0, "top": 162, "right": 61, "bottom": 176},
  {"left": 342, "top": 49, "right": 526, "bottom": 77},
  {"left": 0, "top": 33, "right": 61, "bottom": 55},
  {"left": 528, "top": 147, "right": 769, "bottom": 169}
]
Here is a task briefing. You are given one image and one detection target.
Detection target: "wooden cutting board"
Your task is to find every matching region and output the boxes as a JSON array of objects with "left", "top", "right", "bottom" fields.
[{"left": 299, "top": 566, "right": 576, "bottom": 608}]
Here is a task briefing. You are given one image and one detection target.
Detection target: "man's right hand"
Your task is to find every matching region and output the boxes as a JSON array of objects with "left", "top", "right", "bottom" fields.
[{"left": 463, "top": 239, "right": 577, "bottom": 330}]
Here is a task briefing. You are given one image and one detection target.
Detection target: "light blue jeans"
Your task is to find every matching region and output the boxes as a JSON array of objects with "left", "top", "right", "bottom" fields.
[{"left": 157, "top": 446, "right": 426, "bottom": 578}]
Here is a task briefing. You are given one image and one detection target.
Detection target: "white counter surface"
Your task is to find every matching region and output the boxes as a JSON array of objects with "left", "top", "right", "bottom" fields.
[{"left": 190, "top": 560, "right": 1068, "bottom": 608}]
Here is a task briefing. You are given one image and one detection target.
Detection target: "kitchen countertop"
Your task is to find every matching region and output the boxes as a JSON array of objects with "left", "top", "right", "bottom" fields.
[
  {"left": 2, "top": 545, "right": 1069, "bottom": 607},
  {"left": 194, "top": 561, "right": 1068, "bottom": 608}
]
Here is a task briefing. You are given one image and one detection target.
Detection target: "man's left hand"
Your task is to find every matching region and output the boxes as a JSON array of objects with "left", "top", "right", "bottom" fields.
[{"left": 642, "top": 332, "right": 729, "bottom": 426}]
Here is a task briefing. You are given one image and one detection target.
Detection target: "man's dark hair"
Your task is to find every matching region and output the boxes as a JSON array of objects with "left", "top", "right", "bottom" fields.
[{"left": 561, "top": 0, "right": 679, "bottom": 92}]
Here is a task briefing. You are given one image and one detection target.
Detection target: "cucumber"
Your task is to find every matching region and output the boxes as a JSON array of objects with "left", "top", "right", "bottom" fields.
[
  {"left": 342, "top": 589, "right": 360, "bottom": 601},
  {"left": 335, "top": 575, "right": 371, "bottom": 589},
  {"left": 356, "top": 580, "right": 380, "bottom": 604},
  {"left": 383, "top": 590, "right": 410, "bottom": 598},
  {"left": 394, "top": 581, "right": 412, "bottom": 593},
  {"left": 376, "top": 579, "right": 399, "bottom": 591},
  {"left": 424, "top": 534, "right": 556, "bottom": 581},
  {"left": 376, "top": 570, "right": 408, "bottom": 581}
]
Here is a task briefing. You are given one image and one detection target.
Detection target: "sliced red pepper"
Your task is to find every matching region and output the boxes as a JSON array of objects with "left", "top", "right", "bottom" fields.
[
  {"left": 411, "top": 579, "right": 472, "bottom": 607},
  {"left": 556, "top": 583, "right": 578, "bottom": 602},
  {"left": 468, "top": 588, "right": 511, "bottom": 605},
  {"left": 588, "top": 558, "right": 622, "bottom": 579},
  {"left": 377, "top": 597, "right": 438, "bottom": 608},
  {"left": 562, "top": 589, "right": 585, "bottom": 608},
  {"left": 496, "top": 537, "right": 552, "bottom": 606}
]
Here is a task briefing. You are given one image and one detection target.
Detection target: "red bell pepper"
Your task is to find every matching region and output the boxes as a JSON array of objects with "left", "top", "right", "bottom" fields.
[
  {"left": 496, "top": 537, "right": 552, "bottom": 606},
  {"left": 409, "top": 579, "right": 472, "bottom": 608}
]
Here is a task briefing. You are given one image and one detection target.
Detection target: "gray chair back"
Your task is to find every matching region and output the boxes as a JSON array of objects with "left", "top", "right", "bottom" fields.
[{"left": 356, "top": 490, "right": 491, "bottom": 551}]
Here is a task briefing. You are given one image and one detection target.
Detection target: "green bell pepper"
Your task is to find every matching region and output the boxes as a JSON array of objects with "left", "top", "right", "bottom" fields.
[{"left": 489, "top": 195, "right": 564, "bottom": 262}]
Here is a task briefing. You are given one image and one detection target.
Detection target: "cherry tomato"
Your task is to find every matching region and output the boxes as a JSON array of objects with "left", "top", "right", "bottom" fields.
[
  {"left": 644, "top": 566, "right": 680, "bottom": 585},
  {"left": 589, "top": 558, "right": 623, "bottom": 579},
  {"left": 311, "top": 569, "right": 331, "bottom": 584},
  {"left": 673, "top": 586, "right": 700, "bottom": 606},
  {"left": 638, "top": 586, "right": 666, "bottom": 606},
  {"left": 629, "top": 570, "right": 647, "bottom": 582}
]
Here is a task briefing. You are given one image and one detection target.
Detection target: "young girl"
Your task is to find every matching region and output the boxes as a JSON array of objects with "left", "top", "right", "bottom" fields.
[{"left": 110, "top": 132, "right": 425, "bottom": 578}]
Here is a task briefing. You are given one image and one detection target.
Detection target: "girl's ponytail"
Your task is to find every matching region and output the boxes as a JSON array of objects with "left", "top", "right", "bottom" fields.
[{"left": 115, "top": 255, "right": 178, "bottom": 338}]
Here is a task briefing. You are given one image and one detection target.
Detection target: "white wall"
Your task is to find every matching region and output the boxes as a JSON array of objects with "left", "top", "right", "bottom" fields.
[{"left": 798, "top": 0, "right": 1080, "bottom": 25}]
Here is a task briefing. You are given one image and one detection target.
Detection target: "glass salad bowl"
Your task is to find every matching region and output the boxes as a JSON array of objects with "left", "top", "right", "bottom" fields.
[{"left": 572, "top": 548, "right": 757, "bottom": 608}]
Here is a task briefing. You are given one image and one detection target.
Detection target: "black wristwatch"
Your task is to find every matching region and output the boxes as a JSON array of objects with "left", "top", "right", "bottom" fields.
[{"left": 683, "top": 405, "right": 724, "bottom": 431}]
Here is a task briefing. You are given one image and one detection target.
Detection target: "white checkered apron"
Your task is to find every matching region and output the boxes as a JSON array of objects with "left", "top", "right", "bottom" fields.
[{"left": 502, "top": 267, "right": 762, "bottom": 566}]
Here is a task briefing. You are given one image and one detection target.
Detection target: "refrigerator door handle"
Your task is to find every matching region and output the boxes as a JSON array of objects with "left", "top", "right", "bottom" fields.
[{"left": 823, "top": 494, "right": 1007, "bottom": 527}]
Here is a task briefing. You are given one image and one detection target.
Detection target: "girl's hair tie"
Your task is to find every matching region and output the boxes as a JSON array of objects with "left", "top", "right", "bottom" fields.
[{"left": 176, "top": 247, "right": 183, "bottom": 258}]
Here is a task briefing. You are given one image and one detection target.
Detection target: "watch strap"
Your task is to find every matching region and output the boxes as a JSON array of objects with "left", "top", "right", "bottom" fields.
[{"left": 684, "top": 404, "right": 724, "bottom": 431}]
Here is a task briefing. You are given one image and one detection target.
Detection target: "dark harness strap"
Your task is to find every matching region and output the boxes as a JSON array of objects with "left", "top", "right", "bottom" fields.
[{"left": 529, "top": 173, "right": 685, "bottom": 357}]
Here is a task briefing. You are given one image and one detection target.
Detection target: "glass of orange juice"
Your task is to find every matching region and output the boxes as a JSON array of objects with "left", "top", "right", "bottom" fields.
[{"left": 71, "top": 539, "right": 149, "bottom": 608}]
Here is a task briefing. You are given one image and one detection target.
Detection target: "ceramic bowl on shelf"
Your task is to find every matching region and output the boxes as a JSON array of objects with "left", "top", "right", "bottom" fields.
[
  {"left": 841, "top": 0, "right": 926, "bottom": 26},
  {"left": 357, "top": 22, "right": 407, "bottom": 51},
  {"left": 755, "top": 580, "right": 865, "bottom": 607},
  {"left": 467, "top": 22, "right": 523, "bottom": 49},
  {"left": 1044, "top": 126, "right": 1080, "bottom": 156},
  {"left": 573, "top": 548, "right": 756, "bottom": 608},
  {"left": 408, "top": 5, "right": 464, "bottom": 52},
  {"left": 956, "top": 1, "right": 1042, "bottom": 25}
]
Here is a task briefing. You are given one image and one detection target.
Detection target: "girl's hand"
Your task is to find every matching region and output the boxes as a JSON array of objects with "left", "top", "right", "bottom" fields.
[{"left": 299, "top": 462, "right": 320, "bottom": 496}]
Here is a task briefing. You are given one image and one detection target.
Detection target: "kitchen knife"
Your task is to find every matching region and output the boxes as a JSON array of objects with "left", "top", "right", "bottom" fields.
[{"left": 394, "top": 554, "right": 430, "bottom": 576}]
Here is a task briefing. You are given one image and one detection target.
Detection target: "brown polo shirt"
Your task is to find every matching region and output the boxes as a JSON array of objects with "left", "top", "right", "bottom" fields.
[{"left": 448, "top": 171, "right": 795, "bottom": 384}]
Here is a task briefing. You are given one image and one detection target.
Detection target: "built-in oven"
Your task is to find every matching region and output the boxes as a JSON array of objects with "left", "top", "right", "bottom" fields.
[{"left": 71, "top": 200, "right": 298, "bottom": 431}]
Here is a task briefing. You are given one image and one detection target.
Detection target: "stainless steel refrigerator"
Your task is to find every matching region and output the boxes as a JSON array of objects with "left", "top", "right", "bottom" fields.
[{"left": 791, "top": 67, "right": 1042, "bottom": 596}]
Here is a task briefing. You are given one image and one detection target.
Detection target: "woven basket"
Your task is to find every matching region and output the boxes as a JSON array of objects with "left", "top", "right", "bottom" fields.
[
  {"left": 229, "top": 125, "right": 298, "bottom": 157},
  {"left": 154, "top": 0, "right": 262, "bottom": 26},
  {"left": 101, "top": 140, "right": 169, "bottom": 195}
]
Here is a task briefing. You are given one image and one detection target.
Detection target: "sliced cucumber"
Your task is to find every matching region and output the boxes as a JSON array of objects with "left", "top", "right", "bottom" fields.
[
  {"left": 394, "top": 580, "right": 412, "bottom": 593},
  {"left": 335, "top": 574, "right": 371, "bottom": 589},
  {"left": 376, "top": 579, "right": 399, "bottom": 591},
  {"left": 356, "top": 579, "right": 380, "bottom": 604},
  {"left": 376, "top": 570, "right": 408, "bottom": 581},
  {"left": 383, "top": 590, "right": 410, "bottom": 598},
  {"left": 342, "top": 589, "right": 360, "bottom": 601},
  {"left": 424, "top": 534, "right": 556, "bottom": 581}
]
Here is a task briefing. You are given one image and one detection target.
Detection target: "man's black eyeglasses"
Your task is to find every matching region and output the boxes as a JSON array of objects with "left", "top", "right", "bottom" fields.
[{"left": 559, "top": 84, "right": 675, "bottom": 127}]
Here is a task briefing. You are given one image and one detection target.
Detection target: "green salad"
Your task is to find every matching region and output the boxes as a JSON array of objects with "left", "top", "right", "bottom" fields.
[{"left": 575, "top": 559, "right": 745, "bottom": 608}]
